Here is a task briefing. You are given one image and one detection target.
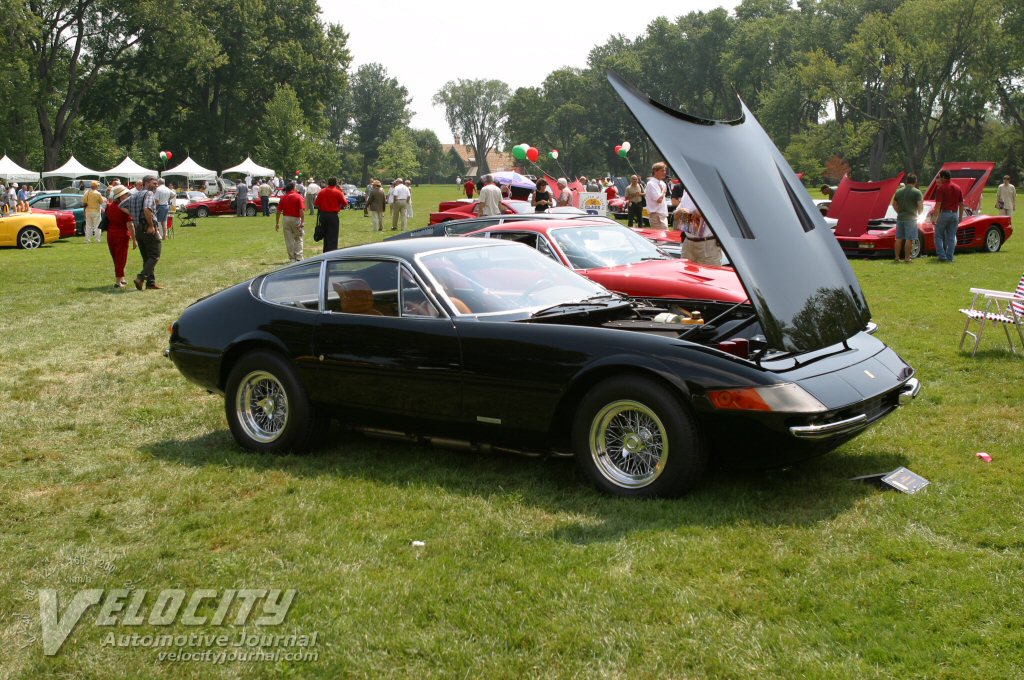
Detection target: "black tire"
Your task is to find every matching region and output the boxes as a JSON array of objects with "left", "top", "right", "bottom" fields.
[
  {"left": 224, "top": 350, "right": 326, "bottom": 453},
  {"left": 572, "top": 376, "right": 706, "bottom": 498},
  {"left": 983, "top": 225, "right": 1003, "bottom": 253},
  {"left": 196, "top": 207, "right": 209, "bottom": 218},
  {"left": 17, "top": 226, "right": 44, "bottom": 249},
  {"left": 245, "top": 205, "right": 257, "bottom": 217}
]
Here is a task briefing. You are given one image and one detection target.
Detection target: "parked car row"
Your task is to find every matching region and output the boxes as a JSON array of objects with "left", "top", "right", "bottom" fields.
[{"left": 609, "top": 162, "right": 1012, "bottom": 259}]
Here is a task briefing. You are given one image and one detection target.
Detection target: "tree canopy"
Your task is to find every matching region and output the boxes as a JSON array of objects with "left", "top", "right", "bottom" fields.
[{"left": 5, "top": 0, "right": 1023, "bottom": 186}]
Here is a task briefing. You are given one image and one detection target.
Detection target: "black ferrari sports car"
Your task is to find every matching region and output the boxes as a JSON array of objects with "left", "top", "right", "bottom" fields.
[{"left": 166, "top": 74, "right": 919, "bottom": 497}]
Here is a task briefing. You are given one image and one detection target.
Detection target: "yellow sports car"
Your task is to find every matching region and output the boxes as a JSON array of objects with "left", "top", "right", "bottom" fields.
[{"left": 0, "top": 212, "right": 61, "bottom": 249}]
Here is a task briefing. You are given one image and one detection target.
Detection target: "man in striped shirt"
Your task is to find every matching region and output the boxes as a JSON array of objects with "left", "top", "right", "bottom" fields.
[{"left": 122, "top": 175, "right": 163, "bottom": 289}]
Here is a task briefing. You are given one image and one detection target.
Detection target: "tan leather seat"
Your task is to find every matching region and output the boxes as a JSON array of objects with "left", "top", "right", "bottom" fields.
[{"left": 333, "top": 278, "right": 382, "bottom": 315}]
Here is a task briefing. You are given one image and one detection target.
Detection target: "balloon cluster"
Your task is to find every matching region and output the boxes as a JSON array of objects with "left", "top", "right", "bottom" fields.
[
  {"left": 511, "top": 143, "right": 540, "bottom": 163},
  {"left": 613, "top": 142, "right": 631, "bottom": 158},
  {"left": 548, "top": 150, "right": 559, "bottom": 160},
  {"left": 159, "top": 150, "right": 173, "bottom": 162},
  {"left": 295, "top": 170, "right": 301, "bottom": 177}
]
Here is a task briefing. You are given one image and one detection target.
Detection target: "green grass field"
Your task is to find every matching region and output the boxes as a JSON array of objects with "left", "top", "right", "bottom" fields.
[{"left": 1, "top": 184, "right": 1022, "bottom": 678}]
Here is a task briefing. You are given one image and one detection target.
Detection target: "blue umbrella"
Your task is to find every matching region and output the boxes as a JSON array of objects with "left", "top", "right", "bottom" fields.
[{"left": 489, "top": 171, "right": 536, "bottom": 190}]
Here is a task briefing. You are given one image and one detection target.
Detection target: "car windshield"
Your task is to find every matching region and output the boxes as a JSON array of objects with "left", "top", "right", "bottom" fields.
[
  {"left": 418, "top": 243, "right": 609, "bottom": 315},
  {"left": 549, "top": 225, "right": 668, "bottom": 268}
]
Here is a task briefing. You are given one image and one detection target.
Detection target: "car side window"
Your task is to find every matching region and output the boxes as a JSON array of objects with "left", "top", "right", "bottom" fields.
[
  {"left": 325, "top": 260, "right": 399, "bottom": 317},
  {"left": 260, "top": 262, "right": 321, "bottom": 311},
  {"left": 48, "top": 197, "right": 61, "bottom": 209},
  {"left": 64, "top": 196, "right": 83, "bottom": 209},
  {"left": 400, "top": 267, "right": 440, "bottom": 318}
]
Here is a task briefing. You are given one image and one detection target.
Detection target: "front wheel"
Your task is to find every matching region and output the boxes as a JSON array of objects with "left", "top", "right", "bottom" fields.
[
  {"left": 17, "top": 226, "right": 44, "bottom": 249},
  {"left": 224, "top": 350, "right": 325, "bottom": 453},
  {"left": 983, "top": 225, "right": 1003, "bottom": 253},
  {"left": 572, "top": 376, "right": 706, "bottom": 497},
  {"left": 245, "top": 205, "right": 257, "bottom": 217},
  {"left": 196, "top": 207, "right": 209, "bottom": 218}
]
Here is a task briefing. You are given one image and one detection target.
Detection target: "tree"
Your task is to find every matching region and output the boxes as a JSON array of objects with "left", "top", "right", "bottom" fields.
[
  {"left": 374, "top": 128, "right": 419, "bottom": 180},
  {"left": 257, "top": 85, "right": 311, "bottom": 177},
  {"left": 408, "top": 128, "right": 450, "bottom": 183},
  {"left": 433, "top": 79, "right": 510, "bottom": 175},
  {"left": 348, "top": 63, "right": 412, "bottom": 184},
  {"left": 24, "top": 0, "right": 168, "bottom": 172}
]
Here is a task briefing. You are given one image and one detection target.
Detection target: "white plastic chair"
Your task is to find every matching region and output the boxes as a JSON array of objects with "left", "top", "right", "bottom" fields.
[{"left": 958, "top": 274, "right": 1024, "bottom": 355}]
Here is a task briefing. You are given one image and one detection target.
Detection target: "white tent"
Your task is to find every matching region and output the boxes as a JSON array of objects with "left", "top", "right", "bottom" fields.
[
  {"left": 100, "top": 156, "right": 157, "bottom": 180},
  {"left": 41, "top": 155, "right": 101, "bottom": 179},
  {"left": 222, "top": 156, "right": 275, "bottom": 177},
  {"left": 0, "top": 155, "right": 40, "bottom": 182},
  {"left": 161, "top": 156, "right": 217, "bottom": 180}
]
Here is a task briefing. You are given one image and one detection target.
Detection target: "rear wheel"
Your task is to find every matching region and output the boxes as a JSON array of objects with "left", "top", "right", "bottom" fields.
[
  {"left": 572, "top": 376, "right": 706, "bottom": 497},
  {"left": 910, "top": 237, "right": 924, "bottom": 259},
  {"left": 245, "top": 205, "right": 257, "bottom": 217},
  {"left": 224, "top": 350, "right": 327, "bottom": 453},
  {"left": 983, "top": 225, "right": 1003, "bottom": 253},
  {"left": 196, "top": 206, "right": 209, "bottom": 218},
  {"left": 17, "top": 226, "right": 44, "bottom": 249}
]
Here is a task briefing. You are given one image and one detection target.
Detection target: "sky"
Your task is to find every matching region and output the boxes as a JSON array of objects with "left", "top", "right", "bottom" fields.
[{"left": 318, "top": 0, "right": 742, "bottom": 144}]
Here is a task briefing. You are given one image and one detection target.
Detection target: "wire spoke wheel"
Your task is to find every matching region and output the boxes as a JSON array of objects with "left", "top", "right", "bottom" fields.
[
  {"left": 236, "top": 370, "right": 289, "bottom": 443},
  {"left": 589, "top": 399, "right": 668, "bottom": 488}
]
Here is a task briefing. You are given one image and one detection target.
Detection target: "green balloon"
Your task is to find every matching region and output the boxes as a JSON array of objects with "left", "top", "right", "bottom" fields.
[
  {"left": 618, "top": 148, "right": 628, "bottom": 158},
  {"left": 512, "top": 146, "right": 527, "bottom": 160}
]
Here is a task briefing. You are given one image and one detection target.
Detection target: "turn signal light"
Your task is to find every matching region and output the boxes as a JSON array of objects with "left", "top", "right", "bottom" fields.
[
  {"left": 708, "top": 383, "right": 827, "bottom": 413},
  {"left": 708, "top": 388, "right": 771, "bottom": 411}
]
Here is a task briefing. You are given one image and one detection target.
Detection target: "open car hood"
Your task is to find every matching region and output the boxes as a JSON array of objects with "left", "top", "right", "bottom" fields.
[
  {"left": 923, "top": 161, "right": 993, "bottom": 212},
  {"left": 608, "top": 71, "right": 871, "bottom": 354},
  {"left": 829, "top": 174, "right": 904, "bottom": 237}
]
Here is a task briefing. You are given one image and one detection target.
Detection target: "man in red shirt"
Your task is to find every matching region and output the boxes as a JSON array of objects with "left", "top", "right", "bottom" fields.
[
  {"left": 275, "top": 181, "right": 306, "bottom": 262},
  {"left": 463, "top": 178, "right": 475, "bottom": 199},
  {"left": 314, "top": 176, "right": 348, "bottom": 252},
  {"left": 930, "top": 169, "right": 963, "bottom": 262}
]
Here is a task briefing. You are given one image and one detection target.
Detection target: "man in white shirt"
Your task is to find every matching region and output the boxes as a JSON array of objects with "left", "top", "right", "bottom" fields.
[
  {"left": 153, "top": 178, "right": 175, "bottom": 239},
  {"left": 258, "top": 180, "right": 273, "bottom": 216},
  {"left": 389, "top": 178, "right": 411, "bottom": 230},
  {"left": 645, "top": 162, "right": 669, "bottom": 229},
  {"left": 555, "top": 178, "right": 573, "bottom": 207},
  {"left": 305, "top": 179, "right": 320, "bottom": 215},
  {"left": 997, "top": 175, "right": 1016, "bottom": 217},
  {"left": 474, "top": 175, "right": 503, "bottom": 217}
]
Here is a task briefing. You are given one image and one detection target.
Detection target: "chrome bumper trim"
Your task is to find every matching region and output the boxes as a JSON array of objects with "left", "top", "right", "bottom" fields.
[
  {"left": 898, "top": 377, "right": 921, "bottom": 405},
  {"left": 790, "top": 414, "right": 868, "bottom": 440}
]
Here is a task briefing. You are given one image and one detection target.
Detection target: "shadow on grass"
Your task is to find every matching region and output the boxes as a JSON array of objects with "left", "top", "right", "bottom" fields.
[{"left": 144, "top": 427, "right": 908, "bottom": 537}]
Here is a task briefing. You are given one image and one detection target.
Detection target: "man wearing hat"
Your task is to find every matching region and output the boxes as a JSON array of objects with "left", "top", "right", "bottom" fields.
[{"left": 83, "top": 180, "right": 106, "bottom": 243}]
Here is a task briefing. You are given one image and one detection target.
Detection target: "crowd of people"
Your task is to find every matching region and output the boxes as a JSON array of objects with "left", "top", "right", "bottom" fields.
[{"left": 16, "top": 162, "right": 1019, "bottom": 290}]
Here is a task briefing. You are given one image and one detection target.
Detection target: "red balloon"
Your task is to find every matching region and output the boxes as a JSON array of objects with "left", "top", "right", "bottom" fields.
[
  {"left": 526, "top": 147, "right": 539, "bottom": 162},
  {"left": 614, "top": 145, "right": 622, "bottom": 155},
  {"left": 166, "top": 151, "right": 173, "bottom": 160}
]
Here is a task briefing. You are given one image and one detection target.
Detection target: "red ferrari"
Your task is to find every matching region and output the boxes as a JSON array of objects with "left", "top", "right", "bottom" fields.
[
  {"left": 184, "top": 192, "right": 261, "bottom": 218},
  {"left": 466, "top": 219, "right": 747, "bottom": 305},
  {"left": 429, "top": 199, "right": 533, "bottom": 225},
  {"left": 832, "top": 163, "right": 1012, "bottom": 257},
  {"left": 25, "top": 207, "right": 77, "bottom": 237}
]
